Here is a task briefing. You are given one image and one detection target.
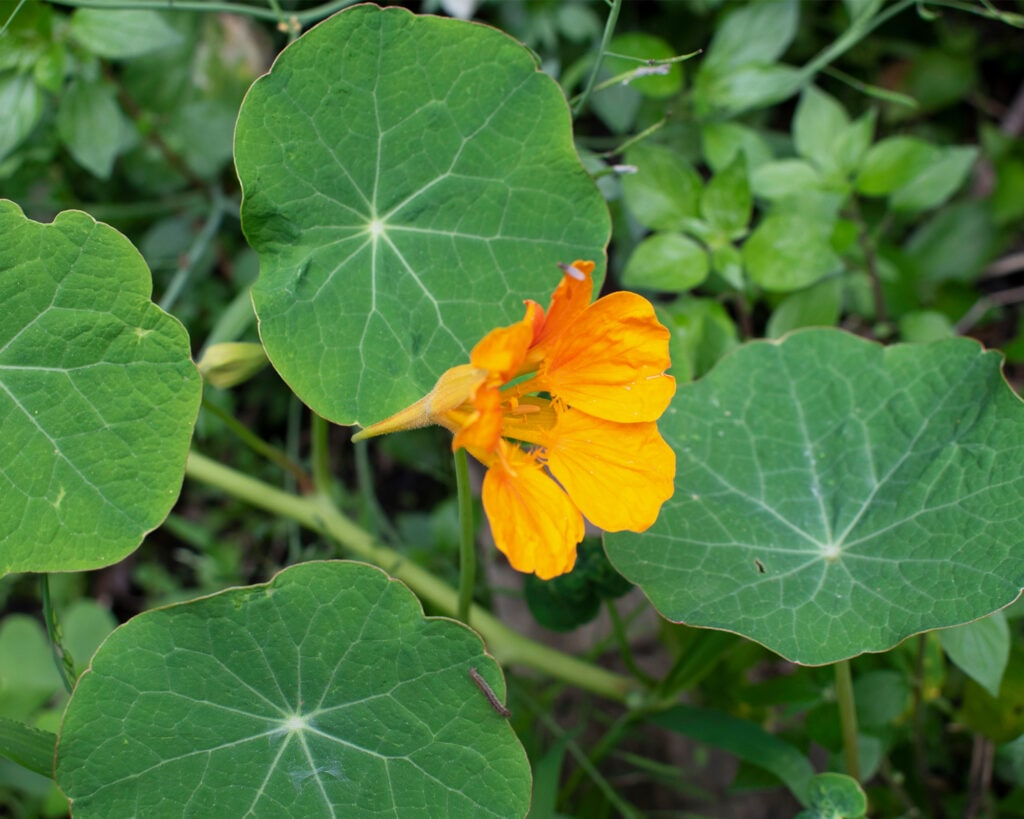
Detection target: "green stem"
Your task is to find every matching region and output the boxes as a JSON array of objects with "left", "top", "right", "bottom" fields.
[
  {"left": 835, "top": 659, "right": 861, "bottom": 781},
  {"left": 159, "top": 189, "right": 226, "bottom": 312},
  {"left": 571, "top": 0, "right": 622, "bottom": 117},
  {"left": 605, "top": 599, "right": 655, "bottom": 686},
  {"left": 39, "top": 576, "right": 75, "bottom": 695},
  {"left": 45, "top": 0, "right": 362, "bottom": 24},
  {"left": 310, "top": 412, "right": 332, "bottom": 495},
  {"left": 185, "top": 451, "right": 640, "bottom": 701},
  {"left": 595, "top": 116, "right": 668, "bottom": 159},
  {"left": 201, "top": 397, "right": 312, "bottom": 493},
  {"left": 454, "top": 448, "right": 476, "bottom": 624},
  {"left": 0, "top": 0, "right": 29, "bottom": 36},
  {"left": 559, "top": 709, "right": 638, "bottom": 806},
  {"left": 519, "top": 689, "right": 643, "bottom": 819}
]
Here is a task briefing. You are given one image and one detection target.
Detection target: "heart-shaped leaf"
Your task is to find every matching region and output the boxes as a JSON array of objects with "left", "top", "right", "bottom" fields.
[
  {"left": 0, "top": 201, "right": 201, "bottom": 576},
  {"left": 235, "top": 5, "right": 609, "bottom": 426},
  {"left": 56, "top": 561, "right": 530, "bottom": 817},
  {"left": 607, "top": 329, "right": 1024, "bottom": 665}
]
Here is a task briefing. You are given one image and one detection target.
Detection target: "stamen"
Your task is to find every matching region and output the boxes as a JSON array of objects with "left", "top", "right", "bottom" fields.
[
  {"left": 557, "top": 261, "right": 587, "bottom": 281},
  {"left": 505, "top": 403, "right": 540, "bottom": 416}
]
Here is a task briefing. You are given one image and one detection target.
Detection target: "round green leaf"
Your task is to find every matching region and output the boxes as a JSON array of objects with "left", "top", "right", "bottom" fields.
[
  {"left": 622, "top": 233, "right": 708, "bottom": 293},
  {"left": 606, "top": 329, "right": 1024, "bottom": 665},
  {"left": 0, "top": 201, "right": 201, "bottom": 576},
  {"left": 802, "top": 772, "right": 867, "bottom": 819},
  {"left": 235, "top": 6, "right": 609, "bottom": 426},
  {"left": 56, "top": 561, "right": 530, "bottom": 817}
]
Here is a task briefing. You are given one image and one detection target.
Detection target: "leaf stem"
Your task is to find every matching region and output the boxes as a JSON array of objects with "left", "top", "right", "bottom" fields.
[
  {"left": 200, "top": 397, "right": 312, "bottom": 493},
  {"left": 39, "top": 575, "right": 76, "bottom": 695},
  {"left": 454, "top": 448, "right": 476, "bottom": 624},
  {"left": 0, "top": 0, "right": 29, "bottom": 36},
  {"left": 159, "top": 189, "right": 227, "bottom": 312},
  {"left": 847, "top": 194, "right": 891, "bottom": 335},
  {"left": 571, "top": 0, "right": 622, "bottom": 118},
  {"left": 310, "top": 412, "right": 332, "bottom": 495},
  {"left": 605, "top": 599, "right": 655, "bottom": 685},
  {"left": 185, "top": 451, "right": 641, "bottom": 701},
  {"left": 835, "top": 659, "right": 861, "bottom": 782}
]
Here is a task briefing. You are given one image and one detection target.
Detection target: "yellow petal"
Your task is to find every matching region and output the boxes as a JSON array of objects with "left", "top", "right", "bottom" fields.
[
  {"left": 543, "top": 410, "right": 675, "bottom": 532},
  {"left": 538, "top": 291, "right": 675, "bottom": 423},
  {"left": 482, "top": 443, "right": 583, "bottom": 579}
]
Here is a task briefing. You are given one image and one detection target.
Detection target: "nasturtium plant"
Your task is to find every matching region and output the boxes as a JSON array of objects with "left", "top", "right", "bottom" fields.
[
  {"left": 2, "top": 0, "right": 1024, "bottom": 815},
  {"left": 0, "top": 201, "right": 201, "bottom": 576},
  {"left": 235, "top": 5, "right": 609, "bottom": 427},
  {"left": 57, "top": 561, "right": 530, "bottom": 818},
  {"left": 607, "top": 329, "right": 1024, "bottom": 665}
]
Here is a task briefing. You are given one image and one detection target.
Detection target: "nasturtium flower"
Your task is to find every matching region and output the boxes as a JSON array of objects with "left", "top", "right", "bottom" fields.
[{"left": 354, "top": 261, "right": 676, "bottom": 579}]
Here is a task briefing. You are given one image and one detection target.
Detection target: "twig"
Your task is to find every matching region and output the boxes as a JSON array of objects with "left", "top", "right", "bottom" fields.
[
  {"left": 572, "top": 0, "right": 622, "bottom": 118},
  {"left": 964, "top": 735, "right": 994, "bottom": 819}
]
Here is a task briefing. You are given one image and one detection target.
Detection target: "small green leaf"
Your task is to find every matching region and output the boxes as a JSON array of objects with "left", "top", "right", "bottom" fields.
[
  {"left": 702, "top": 0, "right": 799, "bottom": 73},
  {"left": 56, "top": 561, "right": 531, "bottom": 817},
  {"left": 766, "top": 277, "right": 841, "bottom": 338},
  {"left": 853, "top": 671, "right": 910, "bottom": 727},
  {"left": 56, "top": 79, "right": 130, "bottom": 179},
  {"left": 662, "top": 297, "right": 739, "bottom": 382},
  {"left": 622, "top": 233, "right": 709, "bottom": 293},
  {"left": 700, "top": 156, "right": 752, "bottom": 236},
  {"left": 800, "top": 772, "right": 867, "bottom": 818},
  {"left": 0, "top": 717, "right": 56, "bottom": 778},
  {"left": 710, "top": 243, "right": 745, "bottom": 290},
  {"left": 793, "top": 87, "right": 850, "bottom": 173},
  {"left": 694, "top": 63, "right": 803, "bottom": 118},
  {"left": 0, "top": 615, "right": 62, "bottom": 719},
  {"left": 855, "top": 136, "right": 937, "bottom": 196},
  {"left": 701, "top": 122, "right": 773, "bottom": 173},
  {"left": 751, "top": 159, "right": 823, "bottom": 201},
  {"left": 833, "top": 109, "right": 877, "bottom": 178},
  {"left": 236, "top": 6, "right": 609, "bottom": 427},
  {"left": 891, "top": 145, "right": 978, "bottom": 212},
  {"left": 0, "top": 202, "right": 201, "bottom": 576},
  {"left": 898, "top": 311, "right": 955, "bottom": 343},
  {"left": 743, "top": 211, "right": 841, "bottom": 292},
  {"left": 904, "top": 200, "right": 996, "bottom": 285},
  {"left": 606, "top": 329, "right": 1024, "bottom": 665},
  {"left": 653, "top": 703, "right": 814, "bottom": 805},
  {"left": 940, "top": 611, "right": 1010, "bottom": 698},
  {"left": 69, "top": 9, "right": 182, "bottom": 60},
  {"left": 0, "top": 71, "right": 44, "bottom": 162},
  {"left": 623, "top": 142, "right": 703, "bottom": 231}
]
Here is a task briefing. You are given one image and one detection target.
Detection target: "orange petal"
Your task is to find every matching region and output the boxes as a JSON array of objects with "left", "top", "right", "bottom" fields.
[
  {"left": 533, "top": 260, "right": 595, "bottom": 349},
  {"left": 451, "top": 384, "right": 503, "bottom": 453},
  {"left": 471, "top": 313, "right": 535, "bottom": 382},
  {"left": 482, "top": 443, "right": 583, "bottom": 580},
  {"left": 543, "top": 410, "right": 675, "bottom": 532},
  {"left": 538, "top": 291, "right": 675, "bottom": 423}
]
